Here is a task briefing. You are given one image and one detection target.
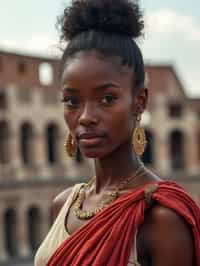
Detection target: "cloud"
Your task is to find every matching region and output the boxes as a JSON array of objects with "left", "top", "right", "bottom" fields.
[
  {"left": 141, "top": 9, "right": 200, "bottom": 97},
  {"left": 0, "top": 34, "right": 61, "bottom": 57},
  {"left": 145, "top": 9, "right": 200, "bottom": 42}
]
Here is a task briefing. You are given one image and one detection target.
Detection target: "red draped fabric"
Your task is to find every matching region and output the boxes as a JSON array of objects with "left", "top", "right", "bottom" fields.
[{"left": 47, "top": 182, "right": 200, "bottom": 266}]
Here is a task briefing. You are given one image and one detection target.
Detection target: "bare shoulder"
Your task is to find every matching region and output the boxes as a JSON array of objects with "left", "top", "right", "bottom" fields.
[
  {"left": 149, "top": 205, "right": 193, "bottom": 235},
  {"left": 144, "top": 205, "right": 195, "bottom": 265},
  {"left": 52, "top": 187, "right": 73, "bottom": 220}
]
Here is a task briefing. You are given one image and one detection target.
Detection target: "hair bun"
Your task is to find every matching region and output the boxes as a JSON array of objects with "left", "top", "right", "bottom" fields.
[{"left": 59, "top": 0, "right": 144, "bottom": 41}]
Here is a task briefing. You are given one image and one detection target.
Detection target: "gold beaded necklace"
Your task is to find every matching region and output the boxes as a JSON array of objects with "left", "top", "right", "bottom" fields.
[{"left": 73, "top": 163, "right": 145, "bottom": 220}]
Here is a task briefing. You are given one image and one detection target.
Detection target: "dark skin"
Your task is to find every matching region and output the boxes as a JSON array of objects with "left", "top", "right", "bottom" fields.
[{"left": 53, "top": 50, "right": 195, "bottom": 265}]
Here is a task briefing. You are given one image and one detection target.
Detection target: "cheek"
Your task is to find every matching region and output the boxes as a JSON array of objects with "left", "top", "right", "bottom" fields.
[
  {"left": 63, "top": 109, "right": 77, "bottom": 131},
  {"left": 108, "top": 104, "right": 134, "bottom": 138}
]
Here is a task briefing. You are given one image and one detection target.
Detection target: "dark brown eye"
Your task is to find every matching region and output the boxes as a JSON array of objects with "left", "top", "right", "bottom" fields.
[
  {"left": 102, "top": 94, "right": 117, "bottom": 105},
  {"left": 61, "top": 96, "right": 80, "bottom": 108}
]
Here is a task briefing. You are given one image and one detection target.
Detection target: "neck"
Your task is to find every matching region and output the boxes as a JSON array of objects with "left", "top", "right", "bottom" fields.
[{"left": 93, "top": 141, "right": 142, "bottom": 193}]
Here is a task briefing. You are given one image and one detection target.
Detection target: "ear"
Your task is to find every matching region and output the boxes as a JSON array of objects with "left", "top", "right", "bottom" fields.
[{"left": 132, "top": 88, "right": 148, "bottom": 114}]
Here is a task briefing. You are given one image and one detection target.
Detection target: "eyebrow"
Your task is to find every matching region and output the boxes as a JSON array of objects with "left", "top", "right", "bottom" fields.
[
  {"left": 94, "top": 83, "right": 120, "bottom": 91},
  {"left": 62, "top": 83, "right": 120, "bottom": 93},
  {"left": 62, "top": 87, "right": 78, "bottom": 94}
]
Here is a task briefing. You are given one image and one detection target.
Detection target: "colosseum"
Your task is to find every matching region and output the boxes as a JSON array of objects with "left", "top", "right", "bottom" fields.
[{"left": 0, "top": 50, "right": 199, "bottom": 265}]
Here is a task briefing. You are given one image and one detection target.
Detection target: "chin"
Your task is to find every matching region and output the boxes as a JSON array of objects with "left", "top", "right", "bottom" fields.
[
  {"left": 81, "top": 147, "right": 113, "bottom": 159},
  {"left": 83, "top": 151, "right": 103, "bottom": 159}
]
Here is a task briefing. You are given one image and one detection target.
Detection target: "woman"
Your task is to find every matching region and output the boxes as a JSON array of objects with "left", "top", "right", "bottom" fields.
[{"left": 35, "top": 0, "right": 200, "bottom": 265}]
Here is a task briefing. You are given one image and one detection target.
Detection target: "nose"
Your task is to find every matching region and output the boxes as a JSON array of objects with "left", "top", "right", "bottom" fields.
[{"left": 78, "top": 103, "right": 98, "bottom": 126}]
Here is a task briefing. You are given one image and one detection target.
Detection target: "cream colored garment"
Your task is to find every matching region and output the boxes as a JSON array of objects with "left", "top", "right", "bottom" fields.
[{"left": 34, "top": 184, "right": 141, "bottom": 266}]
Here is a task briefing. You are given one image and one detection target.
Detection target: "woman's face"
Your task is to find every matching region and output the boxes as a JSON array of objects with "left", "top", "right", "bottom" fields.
[{"left": 61, "top": 50, "right": 141, "bottom": 158}]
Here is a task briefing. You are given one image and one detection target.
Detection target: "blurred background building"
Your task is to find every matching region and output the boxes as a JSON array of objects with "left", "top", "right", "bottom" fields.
[{"left": 0, "top": 50, "right": 199, "bottom": 265}]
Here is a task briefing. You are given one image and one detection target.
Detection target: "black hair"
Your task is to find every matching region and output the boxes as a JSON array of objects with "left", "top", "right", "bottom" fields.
[{"left": 57, "top": 0, "right": 145, "bottom": 89}]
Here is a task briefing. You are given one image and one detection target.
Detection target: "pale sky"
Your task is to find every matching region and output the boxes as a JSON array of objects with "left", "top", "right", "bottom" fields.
[{"left": 0, "top": 0, "right": 199, "bottom": 97}]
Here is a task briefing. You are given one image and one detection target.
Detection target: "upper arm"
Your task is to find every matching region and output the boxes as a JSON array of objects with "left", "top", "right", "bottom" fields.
[
  {"left": 52, "top": 187, "right": 73, "bottom": 221},
  {"left": 147, "top": 205, "right": 195, "bottom": 266}
]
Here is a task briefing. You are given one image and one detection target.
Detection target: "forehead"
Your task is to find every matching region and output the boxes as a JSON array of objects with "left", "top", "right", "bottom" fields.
[{"left": 61, "top": 50, "right": 133, "bottom": 87}]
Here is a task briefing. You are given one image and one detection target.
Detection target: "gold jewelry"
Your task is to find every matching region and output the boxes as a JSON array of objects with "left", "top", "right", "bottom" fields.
[
  {"left": 73, "top": 188, "right": 118, "bottom": 220},
  {"left": 73, "top": 163, "right": 145, "bottom": 220},
  {"left": 64, "top": 133, "right": 76, "bottom": 157},
  {"left": 133, "top": 114, "right": 147, "bottom": 156}
]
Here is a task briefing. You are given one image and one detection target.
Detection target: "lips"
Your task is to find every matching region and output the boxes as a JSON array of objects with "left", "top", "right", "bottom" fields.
[
  {"left": 78, "top": 132, "right": 104, "bottom": 139},
  {"left": 77, "top": 132, "right": 106, "bottom": 147}
]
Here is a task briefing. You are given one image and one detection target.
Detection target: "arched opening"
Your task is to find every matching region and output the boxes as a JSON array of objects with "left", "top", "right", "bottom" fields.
[
  {"left": 46, "top": 124, "right": 59, "bottom": 164},
  {"left": 49, "top": 206, "right": 54, "bottom": 226},
  {"left": 18, "top": 61, "right": 27, "bottom": 74},
  {"left": 170, "top": 130, "right": 185, "bottom": 170},
  {"left": 76, "top": 147, "right": 83, "bottom": 164},
  {"left": 0, "top": 91, "right": 7, "bottom": 109},
  {"left": 39, "top": 62, "right": 53, "bottom": 86},
  {"left": 20, "top": 123, "right": 35, "bottom": 166},
  {"left": 28, "top": 207, "right": 41, "bottom": 252},
  {"left": 168, "top": 102, "right": 183, "bottom": 118},
  {"left": 4, "top": 209, "right": 18, "bottom": 257},
  {"left": 0, "top": 121, "right": 10, "bottom": 164},
  {"left": 142, "top": 130, "right": 154, "bottom": 165}
]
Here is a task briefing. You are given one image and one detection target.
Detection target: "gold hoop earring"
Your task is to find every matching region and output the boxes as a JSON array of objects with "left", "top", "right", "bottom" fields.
[
  {"left": 133, "top": 114, "right": 147, "bottom": 156},
  {"left": 64, "top": 133, "right": 76, "bottom": 157}
]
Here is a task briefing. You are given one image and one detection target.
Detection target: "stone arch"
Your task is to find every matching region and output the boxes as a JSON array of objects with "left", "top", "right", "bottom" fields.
[
  {"left": 0, "top": 90, "right": 8, "bottom": 109},
  {"left": 142, "top": 129, "right": 154, "bottom": 165},
  {"left": 46, "top": 123, "right": 60, "bottom": 164},
  {"left": 20, "top": 122, "right": 35, "bottom": 165},
  {"left": 4, "top": 208, "right": 18, "bottom": 257},
  {"left": 0, "top": 121, "right": 10, "bottom": 164},
  {"left": 27, "top": 206, "right": 41, "bottom": 252},
  {"left": 169, "top": 129, "right": 185, "bottom": 170},
  {"left": 49, "top": 205, "right": 54, "bottom": 226},
  {"left": 75, "top": 147, "right": 84, "bottom": 164}
]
